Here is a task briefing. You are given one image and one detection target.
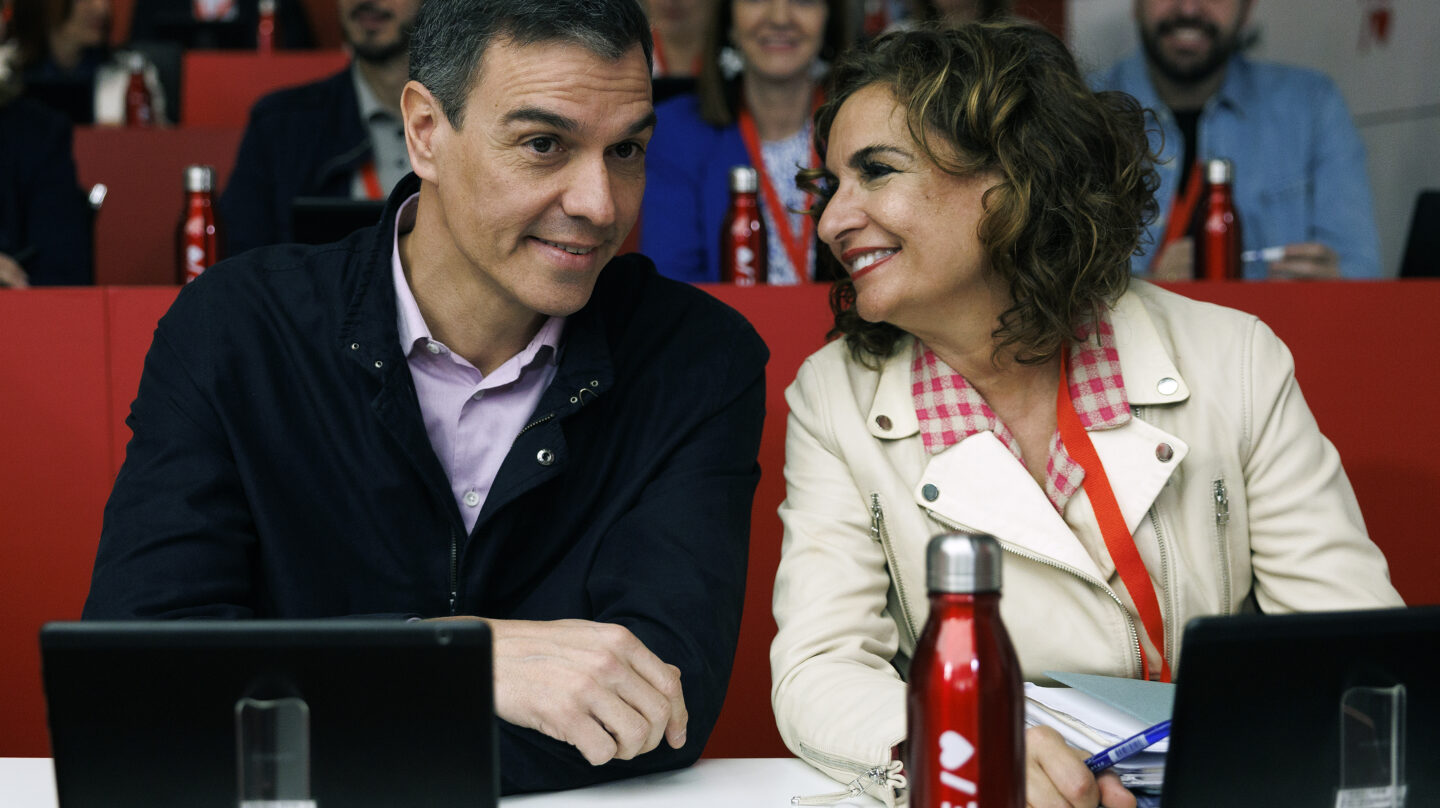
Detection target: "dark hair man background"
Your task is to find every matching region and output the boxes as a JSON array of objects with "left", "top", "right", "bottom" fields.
[
  {"left": 1091, "top": 0, "right": 1381, "bottom": 280},
  {"left": 84, "top": 0, "right": 768, "bottom": 795},
  {"left": 218, "top": 0, "right": 419, "bottom": 256}
]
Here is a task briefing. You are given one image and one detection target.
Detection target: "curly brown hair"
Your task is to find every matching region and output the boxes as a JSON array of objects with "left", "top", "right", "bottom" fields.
[{"left": 802, "top": 22, "right": 1158, "bottom": 367}]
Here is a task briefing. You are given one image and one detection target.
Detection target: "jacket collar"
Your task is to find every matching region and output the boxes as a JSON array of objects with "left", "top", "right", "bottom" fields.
[
  {"left": 866, "top": 286, "right": 1191, "bottom": 572},
  {"left": 866, "top": 284, "right": 1189, "bottom": 436}
]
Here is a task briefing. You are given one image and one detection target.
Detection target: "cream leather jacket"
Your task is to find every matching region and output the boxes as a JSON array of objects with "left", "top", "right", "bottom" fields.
[{"left": 770, "top": 282, "right": 1402, "bottom": 805}]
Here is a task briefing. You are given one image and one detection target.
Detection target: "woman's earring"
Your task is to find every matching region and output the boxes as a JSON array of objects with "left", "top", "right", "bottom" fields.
[
  {"left": 719, "top": 46, "right": 745, "bottom": 80},
  {"left": 809, "top": 57, "right": 830, "bottom": 82}
]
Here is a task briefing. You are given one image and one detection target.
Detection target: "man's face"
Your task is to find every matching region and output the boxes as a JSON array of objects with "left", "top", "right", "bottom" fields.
[
  {"left": 1135, "top": 0, "right": 1251, "bottom": 85},
  {"left": 413, "top": 39, "right": 654, "bottom": 323},
  {"left": 338, "top": 0, "right": 420, "bottom": 63}
]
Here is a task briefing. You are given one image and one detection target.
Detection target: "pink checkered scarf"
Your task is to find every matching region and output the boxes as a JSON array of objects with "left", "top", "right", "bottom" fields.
[{"left": 912, "top": 315, "right": 1129, "bottom": 512}]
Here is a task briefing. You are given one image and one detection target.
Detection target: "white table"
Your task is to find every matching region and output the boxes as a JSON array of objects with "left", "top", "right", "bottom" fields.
[{"left": 1, "top": 757, "right": 880, "bottom": 807}]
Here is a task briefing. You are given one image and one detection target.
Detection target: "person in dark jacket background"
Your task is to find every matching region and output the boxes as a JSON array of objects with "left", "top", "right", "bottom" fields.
[
  {"left": 218, "top": 0, "right": 417, "bottom": 256},
  {"left": 0, "top": 36, "right": 93, "bottom": 286},
  {"left": 86, "top": 0, "right": 767, "bottom": 795}
]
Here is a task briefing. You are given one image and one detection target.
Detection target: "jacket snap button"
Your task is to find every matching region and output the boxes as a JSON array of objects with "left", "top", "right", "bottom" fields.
[
  {"left": 536, "top": 449, "right": 555, "bottom": 466},
  {"left": 922, "top": 483, "right": 939, "bottom": 502},
  {"left": 875, "top": 415, "right": 893, "bottom": 431},
  {"left": 1156, "top": 443, "right": 1174, "bottom": 462},
  {"left": 1157, "top": 377, "right": 1179, "bottom": 395}
]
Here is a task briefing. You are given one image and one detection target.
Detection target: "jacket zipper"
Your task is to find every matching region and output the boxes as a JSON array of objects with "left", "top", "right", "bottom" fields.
[
  {"left": 1213, "top": 477, "right": 1232, "bottom": 615},
  {"left": 448, "top": 528, "right": 459, "bottom": 616},
  {"left": 793, "top": 742, "right": 906, "bottom": 806},
  {"left": 871, "top": 494, "right": 919, "bottom": 646},
  {"left": 1147, "top": 508, "right": 1174, "bottom": 664},
  {"left": 925, "top": 508, "right": 1144, "bottom": 678},
  {"left": 516, "top": 412, "right": 554, "bottom": 438}
]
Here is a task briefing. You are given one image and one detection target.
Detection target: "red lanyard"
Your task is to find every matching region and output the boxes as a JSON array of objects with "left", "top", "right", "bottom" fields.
[
  {"left": 1151, "top": 161, "right": 1204, "bottom": 274},
  {"left": 360, "top": 161, "right": 384, "bottom": 200},
  {"left": 736, "top": 91, "right": 821, "bottom": 283},
  {"left": 1055, "top": 352, "right": 1173, "bottom": 682}
]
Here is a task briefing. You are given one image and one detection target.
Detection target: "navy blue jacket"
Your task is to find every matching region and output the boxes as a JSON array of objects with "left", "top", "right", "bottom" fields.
[
  {"left": 0, "top": 98, "right": 92, "bottom": 285},
  {"left": 218, "top": 68, "right": 369, "bottom": 257},
  {"left": 86, "top": 174, "right": 769, "bottom": 793},
  {"left": 640, "top": 93, "right": 750, "bottom": 284}
]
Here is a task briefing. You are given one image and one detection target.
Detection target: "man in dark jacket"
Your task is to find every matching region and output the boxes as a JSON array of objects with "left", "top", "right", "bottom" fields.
[
  {"left": 86, "top": 0, "right": 768, "bottom": 795},
  {"left": 218, "top": 0, "right": 419, "bottom": 255}
]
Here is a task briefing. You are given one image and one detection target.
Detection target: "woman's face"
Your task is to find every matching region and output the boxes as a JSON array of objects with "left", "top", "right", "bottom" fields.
[
  {"left": 53, "top": 0, "right": 109, "bottom": 49},
  {"left": 817, "top": 83, "right": 1004, "bottom": 337},
  {"left": 731, "top": 0, "right": 828, "bottom": 84}
]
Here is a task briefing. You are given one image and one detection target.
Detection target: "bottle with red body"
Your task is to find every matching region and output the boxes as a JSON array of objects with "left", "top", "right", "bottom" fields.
[
  {"left": 720, "top": 165, "right": 767, "bottom": 285},
  {"left": 907, "top": 532, "right": 1024, "bottom": 808},
  {"left": 123, "top": 52, "right": 155, "bottom": 128},
  {"left": 177, "top": 165, "right": 220, "bottom": 284},
  {"left": 1194, "top": 158, "right": 1243, "bottom": 280},
  {"left": 256, "top": 0, "right": 277, "bottom": 53}
]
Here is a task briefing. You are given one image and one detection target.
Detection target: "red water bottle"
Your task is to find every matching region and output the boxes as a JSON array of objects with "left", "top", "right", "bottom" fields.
[
  {"left": 1194, "top": 158, "right": 1242, "bottom": 281},
  {"left": 256, "top": 0, "right": 276, "bottom": 53},
  {"left": 908, "top": 532, "right": 1024, "bottom": 808},
  {"left": 123, "top": 53, "right": 155, "bottom": 128},
  {"left": 720, "top": 165, "right": 767, "bottom": 285},
  {"left": 177, "top": 165, "right": 220, "bottom": 284}
]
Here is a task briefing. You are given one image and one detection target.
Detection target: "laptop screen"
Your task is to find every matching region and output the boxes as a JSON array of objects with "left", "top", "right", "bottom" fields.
[
  {"left": 41, "top": 620, "right": 497, "bottom": 808},
  {"left": 1161, "top": 606, "right": 1439, "bottom": 807}
]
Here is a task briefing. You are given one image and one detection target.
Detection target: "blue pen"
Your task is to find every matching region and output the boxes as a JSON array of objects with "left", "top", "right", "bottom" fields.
[{"left": 1083, "top": 719, "right": 1171, "bottom": 773}]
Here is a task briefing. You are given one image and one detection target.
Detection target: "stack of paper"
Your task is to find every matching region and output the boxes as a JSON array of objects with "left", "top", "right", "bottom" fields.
[{"left": 1024, "top": 672, "right": 1176, "bottom": 804}]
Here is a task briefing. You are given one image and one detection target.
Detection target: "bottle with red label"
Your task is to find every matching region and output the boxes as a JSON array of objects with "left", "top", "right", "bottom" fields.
[
  {"left": 256, "top": 0, "right": 277, "bottom": 53},
  {"left": 720, "top": 165, "right": 767, "bottom": 285},
  {"left": 123, "top": 52, "right": 155, "bottom": 128},
  {"left": 1194, "top": 158, "right": 1243, "bottom": 281},
  {"left": 907, "top": 532, "right": 1024, "bottom": 808},
  {"left": 177, "top": 165, "right": 220, "bottom": 284}
]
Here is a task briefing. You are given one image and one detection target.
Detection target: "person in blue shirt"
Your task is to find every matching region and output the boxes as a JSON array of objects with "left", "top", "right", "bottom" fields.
[{"left": 1091, "top": 0, "right": 1381, "bottom": 280}]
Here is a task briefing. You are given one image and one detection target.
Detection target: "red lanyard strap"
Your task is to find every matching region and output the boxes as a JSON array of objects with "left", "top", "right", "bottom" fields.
[
  {"left": 1055, "top": 353, "right": 1173, "bottom": 682},
  {"left": 1150, "top": 161, "right": 1204, "bottom": 274},
  {"left": 360, "top": 161, "right": 384, "bottom": 201},
  {"left": 736, "top": 92, "right": 820, "bottom": 283}
]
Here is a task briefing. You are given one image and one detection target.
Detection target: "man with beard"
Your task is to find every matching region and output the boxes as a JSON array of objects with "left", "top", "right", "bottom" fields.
[
  {"left": 218, "top": 0, "right": 419, "bottom": 255},
  {"left": 1092, "top": 0, "right": 1381, "bottom": 279}
]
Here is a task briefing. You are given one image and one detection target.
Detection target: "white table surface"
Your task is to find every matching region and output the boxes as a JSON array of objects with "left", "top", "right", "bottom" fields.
[{"left": 1, "top": 757, "right": 881, "bottom": 807}]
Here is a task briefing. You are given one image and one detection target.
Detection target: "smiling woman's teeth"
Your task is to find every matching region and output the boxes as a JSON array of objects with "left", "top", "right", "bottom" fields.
[
  {"left": 852, "top": 249, "right": 896, "bottom": 272},
  {"left": 538, "top": 238, "right": 592, "bottom": 255}
]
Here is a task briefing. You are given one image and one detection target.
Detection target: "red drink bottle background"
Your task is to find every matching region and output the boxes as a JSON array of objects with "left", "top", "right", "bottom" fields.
[
  {"left": 1195, "top": 158, "right": 1242, "bottom": 281},
  {"left": 123, "top": 53, "right": 155, "bottom": 128},
  {"left": 177, "top": 165, "right": 220, "bottom": 284},
  {"left": 720, "top": 165, "right": 767, "bottom": 285},
  {"left": 908, "top": 532, "right": 1024, "bottom": 808},
  {"left": 257, "top": 0, "right": 277, "bottom": 53}
]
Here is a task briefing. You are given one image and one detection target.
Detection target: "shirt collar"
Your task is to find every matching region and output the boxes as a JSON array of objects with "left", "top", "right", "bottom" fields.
[{"left": 351, "top": 62, "right": 395, "bottom": 124}]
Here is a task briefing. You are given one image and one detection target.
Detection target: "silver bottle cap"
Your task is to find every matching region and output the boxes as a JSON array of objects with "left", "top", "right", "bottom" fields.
[
  {"left": 926, "top": 532, "right": 1003, "bottom": 594},
  {"left": 184, "top": 165, "right": 215, "bottom": 193},
  {"left": 1205, "top": 158, "right": 1233, "bottom": 185},
  {"left": 728, "top": 165, "right": 758, "bottom": 194}
]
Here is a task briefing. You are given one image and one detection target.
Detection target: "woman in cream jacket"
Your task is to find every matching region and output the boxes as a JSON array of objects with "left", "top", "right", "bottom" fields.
[{"left": 770, "top": 24, "right": 1402, "bottom": 808}]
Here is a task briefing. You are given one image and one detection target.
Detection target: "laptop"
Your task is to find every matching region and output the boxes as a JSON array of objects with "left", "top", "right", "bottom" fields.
[
  {"left": 40, "top": 620, "right": 497, "bottom": 808},
  {"left": 290, "top": 198, "right": 387, "bottom": 246},
  {"left": 1399, "top": 191, "right": 1439, "bottom": 278},
  {"left": 1161, "top": 606, "right": 1440, "bottom": 807}
]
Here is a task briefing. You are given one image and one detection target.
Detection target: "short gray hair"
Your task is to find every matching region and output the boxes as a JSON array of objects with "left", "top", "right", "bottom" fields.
[{"left": 409, "top": 0, "right": 653, "bottom": 128}]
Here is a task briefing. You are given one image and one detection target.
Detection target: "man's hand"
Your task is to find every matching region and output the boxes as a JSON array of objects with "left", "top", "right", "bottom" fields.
[
  {"left": 1266, "top": 242, "right": 1341, "bottom": 280},
  {"left": 0, "top": 254, "right": 30, "bottom": 288},
  {"left": 1147, "top": 237, "right": 1193, "bottom": 281},
  {"left": 1025, "top": 726, "right": 1136, "bottom": 808},
  {"left": 436, "top": 616, "right": 687, "bottom": 766}
]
